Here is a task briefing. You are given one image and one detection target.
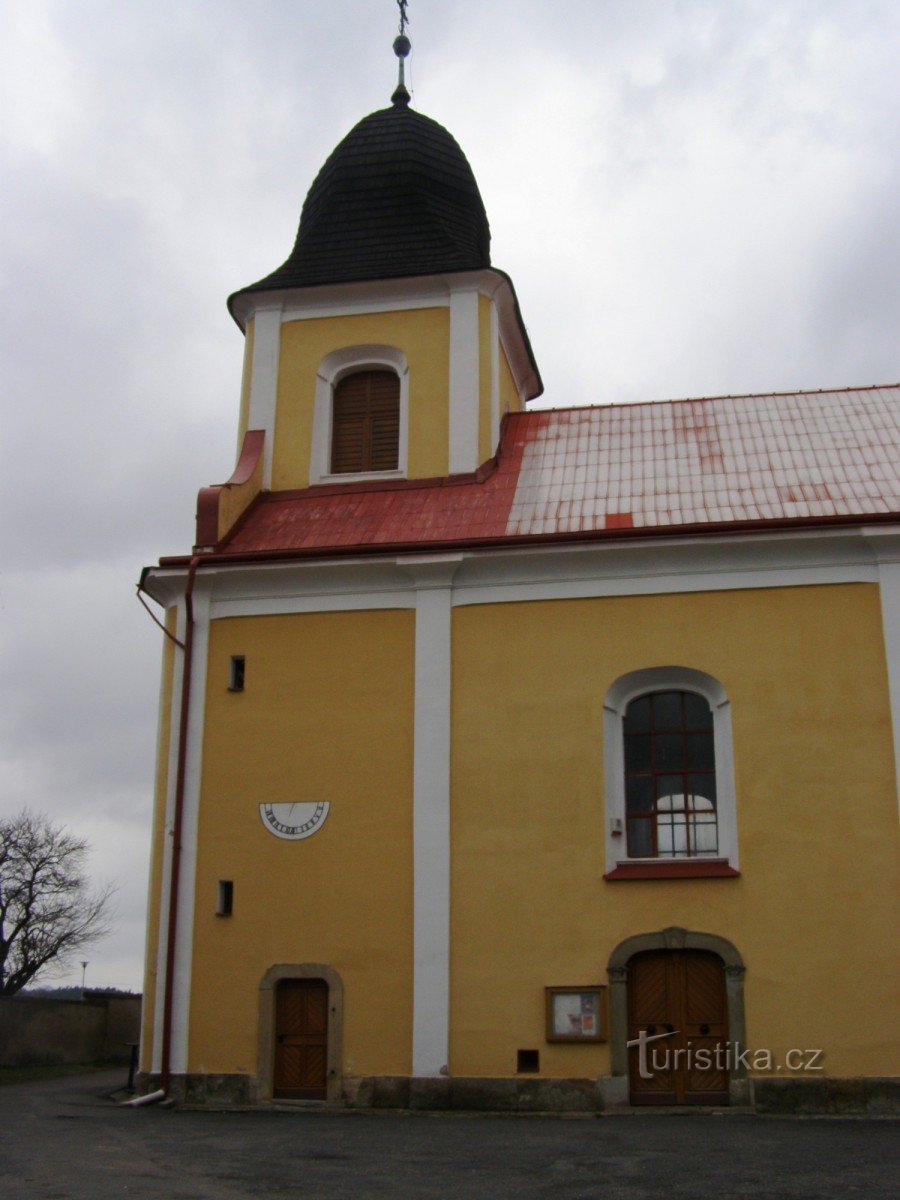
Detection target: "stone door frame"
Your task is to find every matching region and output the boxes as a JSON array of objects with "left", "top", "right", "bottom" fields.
[
  {"left": 604, "top": 927, "right": 749, "bottom": 1107},
  {"left": 258, "top": 963, "right": 344, "bottom": 1103}
]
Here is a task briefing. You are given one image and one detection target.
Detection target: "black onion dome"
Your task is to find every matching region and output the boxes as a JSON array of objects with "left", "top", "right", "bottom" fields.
[{"left": 233, "top": 102, "right": 491, "bottom": 300}]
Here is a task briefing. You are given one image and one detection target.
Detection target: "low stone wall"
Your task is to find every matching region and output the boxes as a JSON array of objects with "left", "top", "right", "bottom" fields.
[{"left": 0, "top": 994, "right": 141, "bottom": 1067}]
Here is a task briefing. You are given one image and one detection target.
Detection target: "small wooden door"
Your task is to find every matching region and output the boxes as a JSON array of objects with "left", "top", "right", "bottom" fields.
[
  {"left": 627, "top": 950, "right": 729, "bottom": 1105},
  {"left": 273, "top": 979, "right": 328, "bottom": 1099}
]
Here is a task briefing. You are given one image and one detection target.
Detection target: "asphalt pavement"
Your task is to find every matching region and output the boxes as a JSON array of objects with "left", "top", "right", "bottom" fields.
[{"left": 0, "top": 1069, "right": 896, "bottom": 1199}]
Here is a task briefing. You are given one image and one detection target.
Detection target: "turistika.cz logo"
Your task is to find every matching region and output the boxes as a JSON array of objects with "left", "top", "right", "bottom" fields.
[{"left": 627, "top": 1029, "right": 825, "bottom": 1079}]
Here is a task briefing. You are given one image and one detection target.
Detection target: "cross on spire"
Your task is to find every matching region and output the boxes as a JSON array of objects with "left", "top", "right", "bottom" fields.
[{"left": 392, "top": 0, "right": 411, "bottom": 106}]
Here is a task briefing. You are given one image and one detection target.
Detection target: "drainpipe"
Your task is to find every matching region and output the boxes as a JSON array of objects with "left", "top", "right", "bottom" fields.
[
  {"left": 158, "top": 554, "right": 201, "bottom": 1095},
  {"left": 121, "top": 1088, "right": 166, "bottom": 1108}
]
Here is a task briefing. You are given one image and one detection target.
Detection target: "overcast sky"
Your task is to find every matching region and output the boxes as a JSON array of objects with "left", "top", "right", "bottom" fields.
[{"left": 2, "top": 0, "right": 898, "bottom": 991}]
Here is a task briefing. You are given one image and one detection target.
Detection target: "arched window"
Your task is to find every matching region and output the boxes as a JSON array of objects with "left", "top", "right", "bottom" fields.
[
  {"left": 330, "top": 369, "right": 400, "bottom": 474},
  {"left": 309, "top": 345, "right": 409, "bottom": 484},
  {"left": 603, "top": 668, "right": 739, "bottom": 879},
  {"left": 623, "top": 690, "right": 717, "bottom": 859}
]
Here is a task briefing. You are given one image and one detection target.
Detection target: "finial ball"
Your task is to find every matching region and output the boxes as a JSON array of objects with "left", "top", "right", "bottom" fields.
[{"left": 393, "top": 34, "right": 411, "bottom": 59}]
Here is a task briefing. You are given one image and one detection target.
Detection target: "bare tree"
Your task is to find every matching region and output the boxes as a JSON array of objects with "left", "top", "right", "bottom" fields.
[{"left": 0, "top": 811, "right": 116, "bottom": 995}]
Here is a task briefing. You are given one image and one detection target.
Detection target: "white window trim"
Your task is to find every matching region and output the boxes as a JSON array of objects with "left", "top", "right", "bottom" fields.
[
  {"left": 309, "top": 344, "right": 409, "bottom": 485},
  {"left": 602, "top": 666, "right": 738, "bottom": 873}
]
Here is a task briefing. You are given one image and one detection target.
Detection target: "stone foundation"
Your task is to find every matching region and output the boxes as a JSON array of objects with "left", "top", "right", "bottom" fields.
[
  {"left": 752, "top": 1077, "right": 899, "bottom": 1116},
  {"left": 132, "top": 1072, "right": 899, "bottom": 1114},
  {"left": 135, "top": 1072, "right": 254, "bottom": 1106},
  {"left": 346, "top": 1076, "right": 602, "bottom": 1112}
]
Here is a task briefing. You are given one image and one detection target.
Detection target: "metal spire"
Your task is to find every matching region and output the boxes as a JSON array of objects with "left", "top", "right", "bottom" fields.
[{"left": 392, "top": 0, "right": 411, "bottom": 106}]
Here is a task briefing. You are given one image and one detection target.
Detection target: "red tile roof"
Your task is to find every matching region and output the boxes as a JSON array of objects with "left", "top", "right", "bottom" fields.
[{"left": 215, "top": 385, "right": 900, "bottom": 559}]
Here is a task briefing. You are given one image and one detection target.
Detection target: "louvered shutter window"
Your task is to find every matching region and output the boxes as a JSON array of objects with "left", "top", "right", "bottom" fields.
[{"left": 331, "top": 370, "right": 400, "bottom": 474}]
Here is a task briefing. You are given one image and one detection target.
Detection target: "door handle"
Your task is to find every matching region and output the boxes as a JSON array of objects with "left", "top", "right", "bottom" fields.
[{"left": 699, "top": 1024, "right": 710, "bottom": 1035}]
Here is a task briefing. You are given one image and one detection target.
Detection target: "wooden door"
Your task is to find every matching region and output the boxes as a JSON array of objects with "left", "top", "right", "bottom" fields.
[
  {"left": 273, "top": 979, "right": 328, "bottom": 1099},
  {"left": 627, "top": 950, "right": 729, "bottom": 1105}
]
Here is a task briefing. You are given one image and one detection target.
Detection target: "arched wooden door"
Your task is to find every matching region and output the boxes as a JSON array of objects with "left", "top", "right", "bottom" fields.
[
  {"left": 273, "top": 978, "right": 328, "bottom": 1099},
  {"left": 627, "top": 950, "right": 729, "bottom": 1105}
]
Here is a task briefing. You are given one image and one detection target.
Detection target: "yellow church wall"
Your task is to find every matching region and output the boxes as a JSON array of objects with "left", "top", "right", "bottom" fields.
[
  {"left": 450, "top": 583, "right": 898, "bottom": 1081},
  {"left": 139, "top": 608, "right": 178, "bottom": 1072},
  {"left": 272, "top": 308, "right": 450, "bottom": 489},
  {"left": 187, "top": 609, "right": 415, "bottom": 1081}
]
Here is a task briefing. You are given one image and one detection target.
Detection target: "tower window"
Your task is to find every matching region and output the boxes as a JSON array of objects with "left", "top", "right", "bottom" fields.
[{"left": 331, "top": 370, "right": 400, "bottom": 474}]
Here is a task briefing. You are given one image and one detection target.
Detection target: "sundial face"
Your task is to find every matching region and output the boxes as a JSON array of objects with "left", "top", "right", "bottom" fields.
[{"left": 259, "top": 802, "right": 330, "bottom": 841}]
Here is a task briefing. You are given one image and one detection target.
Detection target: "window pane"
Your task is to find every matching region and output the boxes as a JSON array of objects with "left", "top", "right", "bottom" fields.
[
  {"left": 688, "top": 794, "right": 715, "bottom": 810},
  {"left": 627, "top": 817, "right": 654, "bottom": 857},
  {"left": 654, "top": 734, "right": 684, "bottom": 769},
  {"left": 652, "top": 691, "right": 682, "bottom": 731},
  {"left": 656, "top": 809, "right": 689, "bottom": 856},
  {"left": 688, "top": 802, "right": 719, "bottom": 855},
  {"left": 685, "top": 732, "right": 715, "bottom": 770},
  {"left": 683, "top": 691, "right": 713, "bottom": 729},
  {"left": 688, "top": 772, "right": 716, "bottom": 805},
  {"left": 625, "top": 774, "right": 654, "bottom": 813},
  {"left": 656, "top": 775, "right": 684, "bottom": 806},
  {"left": 659, "top": 808, "right": 691, "bottom": 856},
  {"left": 624, "top": 734, "right": 651, "bottom": 771},
  {"left": 624, "top": 695, "right": 651, "bottom": 733}
]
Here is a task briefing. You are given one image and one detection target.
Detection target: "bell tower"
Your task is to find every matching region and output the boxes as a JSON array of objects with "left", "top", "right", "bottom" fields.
[{"left": 198, "top": 31, "right": 542, "bottom": 550}]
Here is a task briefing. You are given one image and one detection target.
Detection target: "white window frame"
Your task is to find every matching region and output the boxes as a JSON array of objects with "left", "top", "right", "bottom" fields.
[
  {"left": 602, "top": 667, "right": 738, "bottom": 874},
  {"left": 309, "top": 344, "right": 409, "bottom": 485}
]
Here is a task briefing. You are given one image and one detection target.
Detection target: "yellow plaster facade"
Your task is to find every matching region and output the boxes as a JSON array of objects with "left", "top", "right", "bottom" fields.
[
  {"left": 186, "top": 610, "right": 415, "bottom": 1079},
  {"left": 272, "top": 308, "right": 450, "bottom": 489},
  {"left": 450, "top": 584, "right": 899, "bottom": 1082},
  {"left": 142, "top": 578, "right": 898, "bottom": 1091}
]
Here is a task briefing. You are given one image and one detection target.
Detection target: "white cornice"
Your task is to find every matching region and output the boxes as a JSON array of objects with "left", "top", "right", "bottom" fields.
[{"left": 140, "top": 524, "right": 895, "bottom": 614}]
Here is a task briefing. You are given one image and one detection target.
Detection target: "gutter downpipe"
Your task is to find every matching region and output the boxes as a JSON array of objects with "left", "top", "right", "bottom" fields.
[{"left": 159, "top": 554, "right": 201, "bottom": 1096}]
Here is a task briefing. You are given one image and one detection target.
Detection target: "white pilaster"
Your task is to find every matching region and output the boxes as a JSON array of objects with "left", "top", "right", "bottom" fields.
[
  {"left": 866, "top": 530, "right": 900, "bottom": 806},
  {"left": 150, "top": 588, "right": 211, "bottom": 1076},
  {"left": 170, "top": 587, "right": 210, "bottom": 1074},
  {"left": 151, "top": 599, "right": 187, "bottom": 1075},
  {"left": 246, "top": 303, "right": 283, "bottom": 487},
  {"left": 448, "top": 288, "right": 480, "bottom": 475},
  {"left": 402, "top": 556, "right": 461, "bottom": 1077},
  {"left": 490, "top": 299, "right": 500, "bottom": 450}
]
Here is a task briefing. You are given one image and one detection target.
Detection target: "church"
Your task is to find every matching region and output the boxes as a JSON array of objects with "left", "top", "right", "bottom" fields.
[{"left": 137, "top": 35, "right": 899, "bottom": 1112}]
